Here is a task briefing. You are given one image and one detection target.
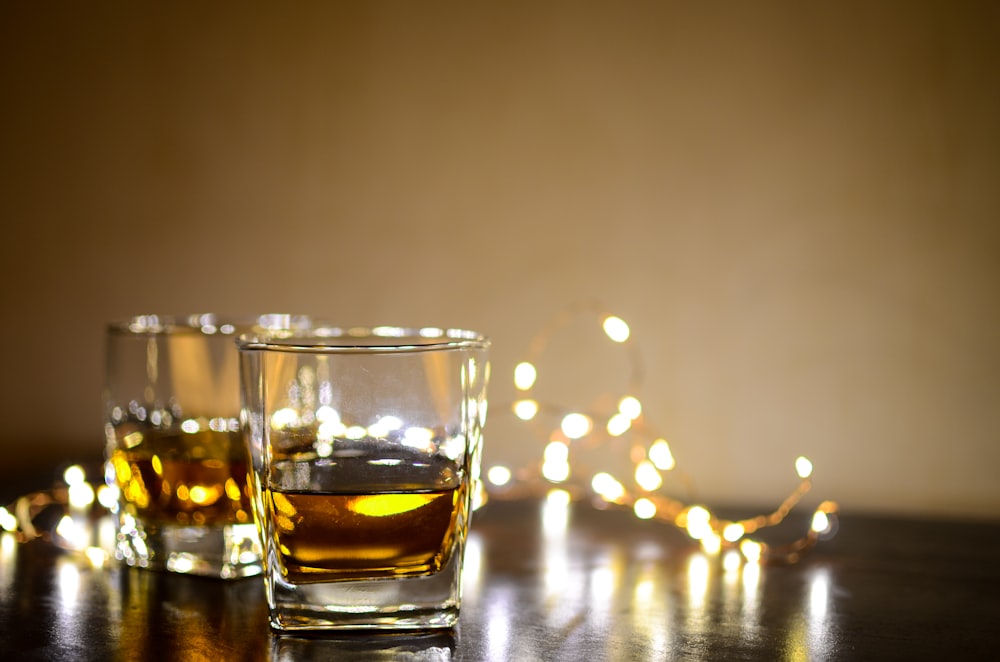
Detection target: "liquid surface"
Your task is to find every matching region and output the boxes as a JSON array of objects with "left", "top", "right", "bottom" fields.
[
  {"left": 266, "top": 487, "right": 462, "bottom": 583},
  {"left": 109, "top": 424, "right": 253, "bottom": 527}
]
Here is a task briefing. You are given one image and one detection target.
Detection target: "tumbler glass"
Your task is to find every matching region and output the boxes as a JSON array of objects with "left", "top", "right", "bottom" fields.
[
  {"left": 238, "top": 326, "right": 490, "bottom": 630},
  {"left": 104, "top": 314, "right": 314, "bottom": 578}
]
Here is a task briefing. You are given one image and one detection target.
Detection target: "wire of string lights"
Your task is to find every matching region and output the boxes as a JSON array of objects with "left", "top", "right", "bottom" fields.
[{"left": 484, "top": 299, "right": 839, "bottom": 565}]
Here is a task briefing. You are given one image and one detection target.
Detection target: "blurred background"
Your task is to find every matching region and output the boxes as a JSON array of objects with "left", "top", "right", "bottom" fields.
[{"left": 1, "top": 1, "right": 997, "bottom": 519}]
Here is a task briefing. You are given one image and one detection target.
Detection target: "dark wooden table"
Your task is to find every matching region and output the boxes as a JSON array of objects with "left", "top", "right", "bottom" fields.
[{"left": 2, "top": 490, "right": 999, "bottom": 660}]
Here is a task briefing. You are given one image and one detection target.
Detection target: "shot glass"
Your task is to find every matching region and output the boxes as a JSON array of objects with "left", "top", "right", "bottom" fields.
[
  {"left": 104, "top": 314, "right": 315, "bottom": 578},
  {"left": 238, "top": 326, "right": 490, "bottom": 630}
]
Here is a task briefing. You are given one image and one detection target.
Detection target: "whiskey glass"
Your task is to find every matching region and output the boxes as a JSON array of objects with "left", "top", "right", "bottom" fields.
[
  {"left": 104, "top": 314, "right": 315, "bottom": 579},
  {"left": 238, "top": 326, "right": 490, "bottom": 630}
]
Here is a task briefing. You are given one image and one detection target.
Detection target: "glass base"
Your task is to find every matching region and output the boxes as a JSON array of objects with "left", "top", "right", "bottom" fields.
[
  {"left": 114, "top": 519, "right": 263, "bottom": 579},
  {"left": 265, "top": 551, "right": 464, "bottom": 631}
]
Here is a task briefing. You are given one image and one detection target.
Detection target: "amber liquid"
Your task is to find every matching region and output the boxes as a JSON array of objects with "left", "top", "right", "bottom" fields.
[
  {"left": 109, "top": 425, "right": 253, "bottom": 527},
  {"left": 266, "top": 487, "right": 462, "bottom": 583}
]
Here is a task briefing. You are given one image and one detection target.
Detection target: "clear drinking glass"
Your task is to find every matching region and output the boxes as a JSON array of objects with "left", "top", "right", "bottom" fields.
[
  {"left": 103, "top": 314, "right": 315, "bottom": 578},
  {"left": 238, "top": 326, "right": 490, "bottom": 630}
]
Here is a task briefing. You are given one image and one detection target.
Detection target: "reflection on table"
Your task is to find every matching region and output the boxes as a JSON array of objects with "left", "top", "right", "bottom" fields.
[{"left": 2, "top": 492, "right": 1000, "bottom": 660}]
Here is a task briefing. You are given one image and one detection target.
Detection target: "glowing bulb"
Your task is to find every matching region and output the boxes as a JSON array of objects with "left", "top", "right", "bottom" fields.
[
  {"left": 513, "top": 399, "right": 539, "bottom": 421},
  {"left": 592, "top": 472, "right": 625, "bottom": 502},
  {"left": 561, "top": 413, "right": 592, "bottom": 439},
  {"left": 618, "top": 396, "right": 642, "bottom": 419},
  {"left": 68, "top": 482, "right": 95, "bottom": 509},
  {"left": 606, "top": 413, "right": 631, "bottom": 436},
  {"left": 795, "top": 456, "right": 813, "bottom": 479},
  {"left": 270, "top": 409, "right": 297, "bottom": 429},
  {"left": 514, "top": 362, "right": 537, "bottom": 390},
  {"left": 542, "top": 459, "right": 570, "bottom": 483},
  {"left": 648, "top": 439, "right": 675, "bottom": 471},
  {"left": 723, "top": 550, "right": 742, "bottom": 573},
  {"left": 811, "top": 510, "right": 830, "bottom": 534},
  {"left": 402, "top": 427, "right": 434, "bottom": 449},
  {"left": 544, "top": 441, "right": 569, "bottom": 462},
  {"left": 315, "top": 406, "right": 341, "bottom": 424},
  {"left": 723, "top": 522, "right": 745, "bottom": 542},
  {"left": 740, "top": 539, "right": 763, "bottom": 563},
  {"left": 0, "top": 507, "right": 17, "bottom": 532},
  {"left": 542, "top": 441, "right": 571, "bottom": 482},
  {"left": 487, "top": 465, "right": 512, "bottom": 486},
  {"left": 602, "top": 316, "right": 630, "bottom": 343},
  {"left": 63, "top": 465, "right": 86, "bottom": 486},
  {"left": 376, "top": 415, "right": 403, "bottom": 431},
  {"left": 97, "top": 485, "right": 119, "bottom": 510},
  {"left": 634, "top": 460, "right": 663, "bottom": 491},
  {"left": 181, "top": 418, "right": 201, "bottom": 434},
  {"left": 701, "top": 532, "right": 722, "bottom": 554},
  {"left": 634, "top": 498, "right": 657, "bottom": 519},
  {"left": 685, "top": 506, "right": 713, "bottom": 540}
]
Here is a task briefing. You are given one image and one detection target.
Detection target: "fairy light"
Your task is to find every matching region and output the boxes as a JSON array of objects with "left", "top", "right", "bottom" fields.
[
  {"left": 514, "top": 362, "right": 537, "bottom": 390},
  {"left": 619, "top": 396, "right": 642, "bottom": 419},
  {"left": 561, "top": 413, "right": 592, "bottom": 440},
  {"left": 606, "top": 413, "right": 632, "bottom": 437},
  {"left": 3, "top": 302, "right": 838, "bottom": 571},
  {"left": 492, "top": 299, "right": 839, "bottom": 565},
  {"left": 634, "top": 460, "right": 663, "bottom": 492},
  {"left": 514, "top": 399, "right": 539, "bottom": 421},
  {"left": 648, "top": 439, "right": 675, "bottom": 471},
  {"left": 487, "top": 465, "right": 512, "bottom": 487}
]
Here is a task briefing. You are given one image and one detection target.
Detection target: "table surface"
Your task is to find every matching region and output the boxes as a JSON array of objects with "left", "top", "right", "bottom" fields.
[{"left": 2, "top": 491, "right": 999, "bottom": 661}]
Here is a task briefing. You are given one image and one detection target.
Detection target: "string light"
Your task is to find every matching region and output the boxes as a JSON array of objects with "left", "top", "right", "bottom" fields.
[
  {"left": 2, "top": 303, "right": 839, "bottom": 569},
  {"left": 488, "top": 299, "right": 839, "bottom": 565}
]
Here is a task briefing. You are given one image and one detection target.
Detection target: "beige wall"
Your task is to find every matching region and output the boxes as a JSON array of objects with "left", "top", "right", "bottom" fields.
[{"left": 1, "top": 2, "right": 998, "bottom": 518}]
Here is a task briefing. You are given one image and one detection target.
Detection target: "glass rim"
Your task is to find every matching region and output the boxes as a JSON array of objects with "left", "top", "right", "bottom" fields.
[
  {"left": 236, "top": 325, "right": 490, "bottom": 354},
  {"left": 106, "top": 314, "right": 318, "bottom": 337}
]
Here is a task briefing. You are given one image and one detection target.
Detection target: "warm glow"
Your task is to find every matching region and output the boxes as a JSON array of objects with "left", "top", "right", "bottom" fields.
[
  {"left": 68, "top": 482, "right": 95, "bottom": 509},
  {"left": 606, "top": 413, "right": 631, "bottom": 436},
  {"left": 723, "top": 522, "right": 745, "bottom": 542},
  {"left": 592, "top": 472, "right": 625, "bottom": 502},
  {"left": 349, "top": 493, "right": 437, "bottom": 517},
  {"left": 701, "top": 532, "right": 722, "bottom": 555},
  {"left": 0, "top": 507, "right": 18, "bottom": 532},
  {"left": 270, "top": 408, "right": 298, "bottom": 429},
  {"left": 487, "top": 465, "right": 512, "bottom": 486},
  {"left": 402, "top": 427, "right": 434, "bottom": 450},
  {"left": 811, "top": 510, "right": 831, "bottom": 534},
  {"left": 344, "top": 425, "right": 368, "bottom": 441},
  {"left": 685, "top": 506, "right": 713, "bottom": 540},
  {"left": 723, "top": 550, "right": 742, "bottom": 574},
  {"left": 181, "top": 418, "right": 202, "bottom": 433},
  {"left": 542, "top": 442, "right": 571, "bottom": 482},
  {"left": 634, "top": 460, "right": 663, "bottom": 491},
  {"left": 618, "top": 396, "right": 642, "bottom": 419},
  {"left": 740, "top": 539, "right": 763, "bottom": 563},
  {"left": 514, "top": 399, "right": 539, "bottom": 420},
  {"left": 315, "top": 406, "right": 340, "bottom": 424},
  {"left": 633, "top": 497, "right": 657, "bottom": 519},
  {"left": 514, "top": 362, "right": 537, "bottom": 390},
  {"left": 796, "top": 456, "right": 813, "bottom": 479},
  {"left": 97, "top": 485, "right": 119, "bottom": 510},
  {"left": 602, "top": 316, "right": 630, "bottom": 343},
  {"left": 63, "top": 465, "right": 86, "bottom": 486},
  {"left": 561, "top": 412, "right": 592, "bottom": 439},
  {"left": 648, "top": 439, "right": 675, "bottom": 471}
]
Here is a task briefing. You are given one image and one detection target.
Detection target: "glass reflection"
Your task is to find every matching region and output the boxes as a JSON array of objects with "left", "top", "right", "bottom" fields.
[
  {"left": 271, "top": 630, "right": 455, "bottom": 661},
  {"left": 807, "top": 569, "right": 832, "bottom": 658},
  {"left": 484, "top": 585, "right": 515, "bottom": 661},
  {"left": 0, "top": 534, "right": 16, "bottom": 594},
  {"left": 462, "top": 532, "right": 484, "bottom": 600}
]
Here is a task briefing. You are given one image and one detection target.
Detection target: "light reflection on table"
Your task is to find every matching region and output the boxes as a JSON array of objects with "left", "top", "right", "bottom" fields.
[{"left": 2, "top": 495, "right": 997, "bottom": 660}]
